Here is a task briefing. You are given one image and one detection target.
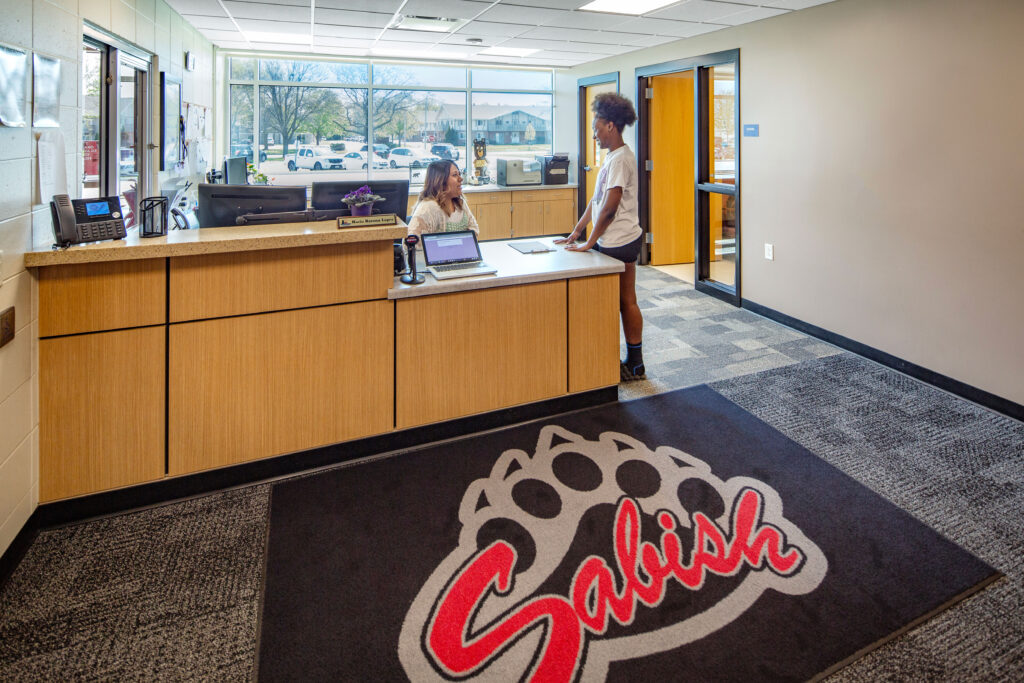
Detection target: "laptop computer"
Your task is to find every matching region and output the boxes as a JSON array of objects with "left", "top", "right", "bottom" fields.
[{"left": 421, "top": 230, "right": 498, "bottom": 280}]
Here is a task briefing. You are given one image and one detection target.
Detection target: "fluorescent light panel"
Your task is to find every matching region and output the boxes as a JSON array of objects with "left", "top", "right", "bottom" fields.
[{"left": 577, "top": 0, "right": 679, "bottom": 15}]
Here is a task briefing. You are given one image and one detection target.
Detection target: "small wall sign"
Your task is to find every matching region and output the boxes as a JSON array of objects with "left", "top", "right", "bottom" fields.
[{"left": 743, "top": 124, "right": 760, "bottom": 137}]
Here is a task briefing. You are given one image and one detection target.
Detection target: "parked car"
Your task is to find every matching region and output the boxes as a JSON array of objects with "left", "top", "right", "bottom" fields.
[
  {"left": 287, "top": 146, "right": 347, "bottom": 171},
  {"left": 230, "top": 142, "right": 267, "bottom": 163},
  {"left": 431, "top": 143, "right": 460, "bottom": 161},
  {"left": 388, "top": 147, "right": 442, "bottom": 168},
  {"left": 361, "top": 143, "right": 390, "bottom": 157}
]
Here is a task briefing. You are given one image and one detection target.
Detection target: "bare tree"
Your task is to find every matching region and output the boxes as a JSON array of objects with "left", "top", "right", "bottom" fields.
[{"left": 258, "top": 60, "right": 337, "bottom": 156}]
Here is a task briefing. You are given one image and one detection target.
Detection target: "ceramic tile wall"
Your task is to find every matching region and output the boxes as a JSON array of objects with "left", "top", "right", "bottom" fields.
[{"left": 0, "top": 0, "right": 214, "bottom": 556}]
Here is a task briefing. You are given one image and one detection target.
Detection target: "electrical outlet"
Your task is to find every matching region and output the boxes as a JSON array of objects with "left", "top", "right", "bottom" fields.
[
  {"left": 764, "top": 243, "right": 774, "bottom": 260},
  {"left": 0, "top": 307, "right": 14, "bottom": 349}
]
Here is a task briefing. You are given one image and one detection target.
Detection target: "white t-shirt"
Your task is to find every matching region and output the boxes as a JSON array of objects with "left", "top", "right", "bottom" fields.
[
  {"left": 591, "top": 145, "right": 642, "bottom": 248},
  {"left": 407, "top": 198, "right": 479, "bottom": 237}
]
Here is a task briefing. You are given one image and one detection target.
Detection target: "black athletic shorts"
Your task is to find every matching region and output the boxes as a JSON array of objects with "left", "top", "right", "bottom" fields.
[{"left": 594, "top": 234, "right": 642, "bottom": 264}]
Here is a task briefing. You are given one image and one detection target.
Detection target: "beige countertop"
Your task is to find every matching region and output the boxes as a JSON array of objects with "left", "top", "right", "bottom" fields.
[
  {"left": 24, "top": 221, "right": 407, "bottom": 267},
  {"left": 388, "top": 236, "right": 623, "bottom": 300}
]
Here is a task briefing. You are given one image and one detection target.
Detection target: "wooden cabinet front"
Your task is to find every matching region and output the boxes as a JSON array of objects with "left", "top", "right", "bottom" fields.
[
  {"left": 170, "top": 242, "right": 391, "bottom": 322},
  {"left": 569, "top": 274, "right": 620, "bottom": 392},
  {"left": 168, "top": 301, "right": 394, "bottom": 475},
  {"left": 39, "top": 327, "right": 166, "bottom": 501},
  {"left": 396, "top": 281, "right": 567, "bottom": 428},
  {"left": 37, "top": 259, "right": 165, "bottom": 337}
]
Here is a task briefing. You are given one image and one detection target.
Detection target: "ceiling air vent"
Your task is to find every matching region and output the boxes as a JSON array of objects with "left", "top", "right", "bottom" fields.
[{"left": 392, "top": 15, "right": 468, "bottom": 33}]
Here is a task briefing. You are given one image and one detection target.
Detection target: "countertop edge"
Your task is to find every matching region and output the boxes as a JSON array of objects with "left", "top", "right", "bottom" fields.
[{"left": 387, "top": 263, "right": 623, "bottom": 299}]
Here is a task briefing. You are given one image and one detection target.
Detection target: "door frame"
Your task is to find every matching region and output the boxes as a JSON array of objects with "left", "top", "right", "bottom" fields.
[
  {"left": 576, "top": 72, "right": 619, "bottom": 220},
  {"left": 635, "top": 49, "right": 740, "bottom": 303}
]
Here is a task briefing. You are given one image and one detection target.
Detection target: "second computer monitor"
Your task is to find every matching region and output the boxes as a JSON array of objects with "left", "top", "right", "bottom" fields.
[
  {"left": 223, "top": 156, "right": 248, "bottom": 185},
  {"left": 311, "top": 180, "right": 409, "bottom": 217}
]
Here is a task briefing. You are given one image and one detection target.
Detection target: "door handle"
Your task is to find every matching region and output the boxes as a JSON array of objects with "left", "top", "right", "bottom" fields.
[{"left": 583, "top": 166, "right": 592, "bottom": 171}]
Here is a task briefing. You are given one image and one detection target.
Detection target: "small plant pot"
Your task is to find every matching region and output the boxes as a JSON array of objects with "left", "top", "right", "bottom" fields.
[{"left": 351, "top": 203, "right": 373, "bottom": 217}]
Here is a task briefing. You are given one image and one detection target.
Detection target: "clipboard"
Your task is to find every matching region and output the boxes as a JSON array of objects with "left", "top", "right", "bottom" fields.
[{"left": 509, "top": 241, "right": 554, "bottom": 254}]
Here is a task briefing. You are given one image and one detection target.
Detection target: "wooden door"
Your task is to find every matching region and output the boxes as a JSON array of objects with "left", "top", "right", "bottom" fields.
[{"left": 649, "top": 70, "right": 695, "bottom": 266}]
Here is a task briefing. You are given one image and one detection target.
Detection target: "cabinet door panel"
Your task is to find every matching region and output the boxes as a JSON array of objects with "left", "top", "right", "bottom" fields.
[
  {"left": 474, "top": 201, "right": 512, "bottom": 240},
  {"left": 543, "top": 199, "right": 577, "bottom": 236},
  {"left": 512, "top": 201, "right": 545, "bottom": 238},
  {"left": 396, "top": 282, "right": 566, "bottom": 428},
  {"left": 40, "top": 327, "right": 165, "bottom": 501},
  {"left": 168, "top": 301, "right": 394, "bottom": 474}
]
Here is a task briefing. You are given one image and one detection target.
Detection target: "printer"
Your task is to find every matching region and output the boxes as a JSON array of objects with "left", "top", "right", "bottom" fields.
[
  {"left": 496, "top": 158, "right": 541, "bottom": 186},
  {"left": 536, "top": 153, "right": 570, "bottom": 185}
]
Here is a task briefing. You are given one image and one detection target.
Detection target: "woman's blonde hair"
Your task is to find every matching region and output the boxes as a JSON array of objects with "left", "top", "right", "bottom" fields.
[{"left": 418, "top": 160, "right": 462, "bottom": 210}]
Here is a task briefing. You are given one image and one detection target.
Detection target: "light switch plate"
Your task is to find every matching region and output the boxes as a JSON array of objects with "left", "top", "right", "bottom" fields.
[{"left": 764, "top": 243, "right": 774, "bottom": 260}]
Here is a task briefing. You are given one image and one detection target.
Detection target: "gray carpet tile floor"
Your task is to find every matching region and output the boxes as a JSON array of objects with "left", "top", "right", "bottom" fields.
[{"left": 0, "top": 265, "right": 1021, "bottom": 680}]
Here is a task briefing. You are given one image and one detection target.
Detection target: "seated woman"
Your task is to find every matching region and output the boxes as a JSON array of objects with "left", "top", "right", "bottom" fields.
[{"left": 408, "top": 160, "right": 479, "bottom": 237}]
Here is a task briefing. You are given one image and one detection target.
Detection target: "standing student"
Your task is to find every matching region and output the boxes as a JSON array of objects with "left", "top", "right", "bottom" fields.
[
  {"left": 555, "top": 92, "right": 645, "bottom": 381},
  {"left": 408, "top": 160, "right": 479, "bottom": 237}
]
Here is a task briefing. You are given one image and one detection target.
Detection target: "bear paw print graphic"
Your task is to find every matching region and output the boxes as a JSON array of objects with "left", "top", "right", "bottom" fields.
[{"left": 398, "top": 425, "right": 828, "bottom": 683}]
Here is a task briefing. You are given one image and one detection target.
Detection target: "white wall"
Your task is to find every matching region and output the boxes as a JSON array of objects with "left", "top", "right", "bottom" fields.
[
  {"left": 557, "top": 0, "right": 1024, "bottom": 406},
  {"left": 0, "top": 0, "right": 214, "bottom": 557}
]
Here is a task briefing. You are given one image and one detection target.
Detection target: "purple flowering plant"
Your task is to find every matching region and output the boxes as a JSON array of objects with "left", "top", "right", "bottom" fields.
[{"left": 341, "top": 185, "right": 384, "bottom": 207}]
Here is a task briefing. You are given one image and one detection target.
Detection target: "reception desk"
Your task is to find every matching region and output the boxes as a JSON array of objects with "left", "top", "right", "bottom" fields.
[{"left": 25, "top": 223, "right": 622, "bottom": 502}]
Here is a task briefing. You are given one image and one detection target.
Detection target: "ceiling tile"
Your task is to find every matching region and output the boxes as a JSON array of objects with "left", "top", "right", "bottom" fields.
[
  {"left": 684, "top": 22, "right": 728, "bottom": 35},
  {"left": 453, "top": 20, "right": 534, "bottom": 37},
  {"left": 501, "top": 0, "right": 589, "bottom": 9},
  {"left": 542, "top": 10, "right": 628, "bottom": 29},
  {"left": 314, "top": 45, "right": 371, "bottom": 56},
  {"left": 248, "top": 41, "right": 314, "bottom": 52},
  {"left": 234, "top": 19, "right": 311, "bottom": 35},
  {"left": 197, "top": 28, "right": 246, "bottom": 41},
  {"left": 649, "top": 0, "right": 753, "bottom": 23},
  {"left": 165, "top": 0, "right": 231, "bottom": 15},
  {"left": 559, "top": 40, "right": 616, "bottom": 53},
  {"left": 223, "top": 0, "right": 308, "bottom": 5},
  {"left": 211, "top": 40, "right": 254, "bottom": 49},
  {"left": 316, "top": 8, "right": 394, "bottom": 28},
  {"left": 312, "top": 36, "right": 376, "bottom": 49},
  {"left": 520, "top": 26, "right": 608, "bottom": 42},
  {"left": 715, "top": 6, "right": 789, "bottom": 25},
  {"left": 615, "top": 16, "right": 705, "bottom": 37},
  {"left": 183, "top": 14, "right": 236, "bottom": 30},
  {"left": 766, "top": 0, "right": 835, "bottom": 9},
  {"left": 438, "top": 33, "right": 500, "bottom": 46},
  {"left": 223, "top": 1, "right": 310, "bottom": 21},
  {"left": 618, "top": 33, "right": 680, "bottom": 47},
  {"left": 314, "top": 24, "right": 384, "bottom": 39},
  {"left": 379, "top": 29, "right": 446, "bottom": 44},
  {"left": 477, "top": 4, "right": 569, "bottom": 24},
  {"left": 314, "top": 0, "right": 403, "bottom": 11},
  {"left": 400, "top": 0, "right": 493, "bottom": 19}
]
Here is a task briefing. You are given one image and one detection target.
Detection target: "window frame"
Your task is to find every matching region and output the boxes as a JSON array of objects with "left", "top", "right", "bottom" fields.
[{"left": 222, "top": 54, "right": 555, "bottom": 183}]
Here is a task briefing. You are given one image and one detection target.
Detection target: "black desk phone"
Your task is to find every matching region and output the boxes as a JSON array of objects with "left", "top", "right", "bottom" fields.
[{"left": 49, "top": 194, "right": 128, "bottom": 247}]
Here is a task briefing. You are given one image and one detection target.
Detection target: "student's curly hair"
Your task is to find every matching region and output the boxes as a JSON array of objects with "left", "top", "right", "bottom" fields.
[{"left": 592, "top": 93, "right": 637, "bottom": 132}]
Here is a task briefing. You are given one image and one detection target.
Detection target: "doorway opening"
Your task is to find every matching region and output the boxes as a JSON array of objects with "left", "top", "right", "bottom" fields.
[{"left": 636, "top": 50, "right": 740, "bottom": 304}]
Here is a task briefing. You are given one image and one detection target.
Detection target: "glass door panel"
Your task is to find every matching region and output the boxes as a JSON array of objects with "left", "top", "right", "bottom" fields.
[
  {"left": 117, "top": 60, "right": 142, "bottom": 227},
  {"left": 697, "top": 59, "right": 737, "bottom": 295},
  {"left": 81, "top": 44, "right": 102, "bottom": 199},
  {"left": 708, "top": 63, "right": 736, "bottom": 186}
]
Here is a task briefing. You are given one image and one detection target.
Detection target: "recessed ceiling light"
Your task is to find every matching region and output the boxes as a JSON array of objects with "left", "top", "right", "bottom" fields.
[
  {"left": 577, "top": 0, "right": 679, "bottom": 15},
  {"left": 393, "top": 15, "right": 469, "bottom": 33},
  {"left": 478, "top": 46, "right": 540, "bottom": 57}
]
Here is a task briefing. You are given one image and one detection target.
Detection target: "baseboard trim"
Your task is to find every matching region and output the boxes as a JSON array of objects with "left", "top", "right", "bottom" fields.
[
  {"left": 0, "top": 509, "right": 41, "bottom": 593},
  {"left": 10, "top": 386, "right": 617, "bottom": 549},
  {"left": 742, "top": 298, "right": 1023, "bottom": 421}
]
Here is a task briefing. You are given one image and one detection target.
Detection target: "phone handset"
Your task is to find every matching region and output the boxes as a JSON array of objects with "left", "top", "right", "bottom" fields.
[{"left": 50, "top": 194, "right": 77, "bottom": 247}]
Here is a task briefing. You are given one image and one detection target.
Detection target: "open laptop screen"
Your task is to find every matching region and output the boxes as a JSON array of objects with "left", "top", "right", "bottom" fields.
[{"left": 421, "top": 231, "right": 481, "bottom": 266}]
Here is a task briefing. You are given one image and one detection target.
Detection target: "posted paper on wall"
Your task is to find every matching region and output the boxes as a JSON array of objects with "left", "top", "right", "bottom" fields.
[{"left": 38, "top": 129, "right": 68, "bottom": 201}]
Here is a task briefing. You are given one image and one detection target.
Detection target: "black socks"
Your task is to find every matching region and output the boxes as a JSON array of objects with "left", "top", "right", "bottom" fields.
[{"left": 621, "top": 343, "right": 646, "bottom": 381}]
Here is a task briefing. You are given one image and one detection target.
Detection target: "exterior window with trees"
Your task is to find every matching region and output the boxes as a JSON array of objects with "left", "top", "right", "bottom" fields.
[{"left": 226, "top": 56, "right": 551, "bottom": 187}]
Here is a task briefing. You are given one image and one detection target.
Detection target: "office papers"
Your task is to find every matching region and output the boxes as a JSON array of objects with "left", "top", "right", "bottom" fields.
[
  {"left": 37, "top": 130, "right": 67, "bottom": 200},
  {"left": 509, "top": 241, "right": 554, "bottom": 254}
]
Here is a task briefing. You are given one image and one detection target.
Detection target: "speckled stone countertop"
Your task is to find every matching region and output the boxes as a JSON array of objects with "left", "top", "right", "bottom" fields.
[
  {"left": 407, "top": 183, "right": 577, "bottom": 198},
  {"left": 24, "top": 221, "right": 407, "bottom": 267},
  {"left": 388, "top": 235, "right": 623, "bottom": 300}
]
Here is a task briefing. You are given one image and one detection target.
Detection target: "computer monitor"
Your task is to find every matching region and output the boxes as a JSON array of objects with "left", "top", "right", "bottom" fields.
[
  {"left": 311, "top": 180, "right": 409, "bottom": 217},
  {"left": 223, "top": 156, "right": 248, "bottom": 185},
  {"left": 197, "top": 184, "right": 307, "bottom": 227}
]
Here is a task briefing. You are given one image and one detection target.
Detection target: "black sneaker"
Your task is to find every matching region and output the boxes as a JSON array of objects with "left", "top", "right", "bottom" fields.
[{"left": 620, "top": 362, "right": 647, "bottom": 382}]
